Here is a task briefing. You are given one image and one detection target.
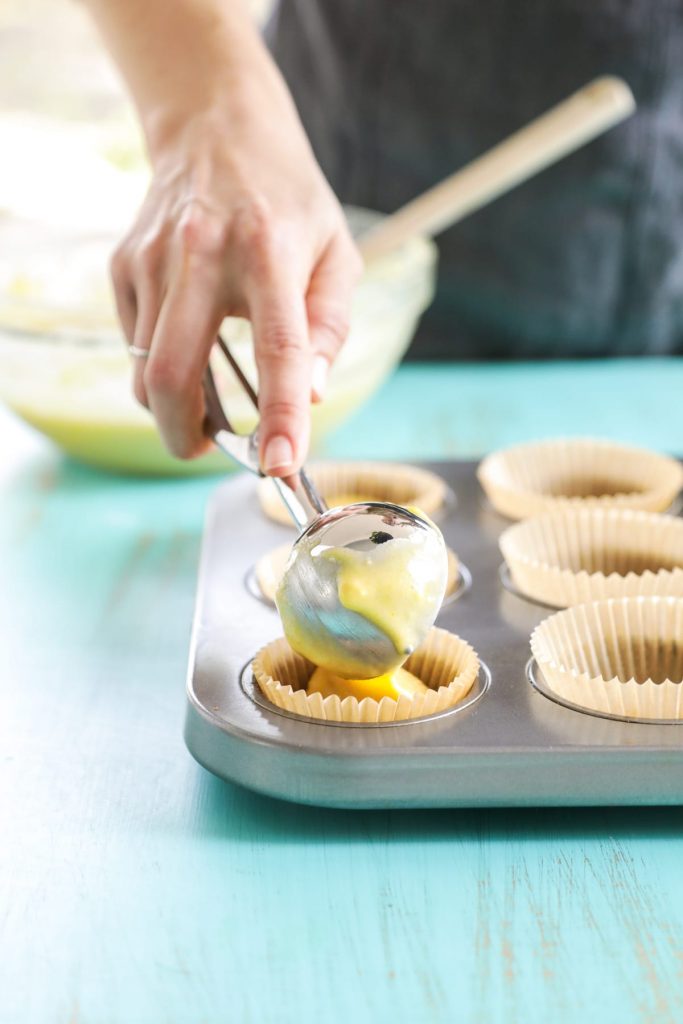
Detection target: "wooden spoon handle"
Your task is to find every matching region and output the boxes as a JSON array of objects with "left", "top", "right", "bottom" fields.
[{"left": 358, "top": 76, "right": 635, "bottom": 263}]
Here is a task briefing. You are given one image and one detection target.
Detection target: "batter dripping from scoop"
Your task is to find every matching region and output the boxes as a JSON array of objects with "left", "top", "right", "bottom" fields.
[{"left": 276, "top": 505, "right": 448, "bottom": 688}]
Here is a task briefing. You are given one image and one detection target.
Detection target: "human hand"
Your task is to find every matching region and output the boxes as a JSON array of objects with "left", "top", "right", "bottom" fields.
[{"left": 111, "top": 103, "right": 362, "bottom": 474}]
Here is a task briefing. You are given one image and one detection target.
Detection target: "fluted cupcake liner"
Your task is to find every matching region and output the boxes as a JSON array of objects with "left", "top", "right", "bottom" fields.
[
  {"left": 252, "top": 626, "right": 480, "bottom": 724},
  {"left": 478, "top": 438, "right": 683, "bottom": 521},
  {"left": 531, "top": 596, "right": 683, "bottom": 719},
  {"left": 500, "top": 507, "right": 683, "bottom": 607},
  {"left": 254, "top": 542, "right": 293, "bottom": 604},
  {"left": 258, "top": 460, "right": 448, "bottom": 526}
]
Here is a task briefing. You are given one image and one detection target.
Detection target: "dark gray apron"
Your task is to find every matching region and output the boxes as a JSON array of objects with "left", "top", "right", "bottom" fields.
[{"left": 267, "top": 0, "right": 683, "bottom": 359}]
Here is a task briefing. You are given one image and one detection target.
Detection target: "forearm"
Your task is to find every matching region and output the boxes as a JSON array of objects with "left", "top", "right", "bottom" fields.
[{"left": 82, "top": 0, "right": 297, "bottom": 161}]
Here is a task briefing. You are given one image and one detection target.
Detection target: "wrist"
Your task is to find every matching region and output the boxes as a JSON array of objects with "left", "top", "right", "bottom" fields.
[
  {"left": 143, "top": 100, "right": 231, "bottom": 166},
  {"left": 144, "top": 75, "right": 300, "bottom": 170}
]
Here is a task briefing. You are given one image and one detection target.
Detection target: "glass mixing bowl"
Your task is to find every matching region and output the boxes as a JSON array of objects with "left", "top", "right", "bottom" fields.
[{"left": 0, "top": 208, "right": 436, "bottom": 475}]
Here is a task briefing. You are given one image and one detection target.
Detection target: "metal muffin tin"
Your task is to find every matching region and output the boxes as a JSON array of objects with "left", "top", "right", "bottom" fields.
[{"left": 185, "top": 461, "right": 683, "bottom": 809}]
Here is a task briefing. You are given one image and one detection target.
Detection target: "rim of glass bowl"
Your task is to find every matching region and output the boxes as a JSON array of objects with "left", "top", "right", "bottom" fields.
[{"left": 0, "top": 206, "right": 436, "bottom": 348}]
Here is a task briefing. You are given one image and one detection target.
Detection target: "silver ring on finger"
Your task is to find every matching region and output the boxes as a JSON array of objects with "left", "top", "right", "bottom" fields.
[{"left": 128, "top": 345, "right": 150, "bottom": 359}]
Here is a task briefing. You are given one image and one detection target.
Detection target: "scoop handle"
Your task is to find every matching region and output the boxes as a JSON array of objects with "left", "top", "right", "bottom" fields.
[
  {"left": 358, "top": 76, "right": 635, "bottom": 263},
  {"left": 269, "top": 471, "right": 327, "bottom": 532},
  {"left": 204, "top": 337, "right": 326, "bottom": 532}
]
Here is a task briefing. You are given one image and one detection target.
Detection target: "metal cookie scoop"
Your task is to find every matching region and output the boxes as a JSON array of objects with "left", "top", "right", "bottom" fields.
[
  {"left": 275, "top": 501, "right": 447, "bottom": 679},
  {"left": 203, "top": 336, "right": 447, "bottom": 676}
]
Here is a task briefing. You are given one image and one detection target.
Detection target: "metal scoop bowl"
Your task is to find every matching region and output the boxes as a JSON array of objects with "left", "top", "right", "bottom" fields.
[{"left": 275, "top": 501, "right": 447, "bottom": 679}]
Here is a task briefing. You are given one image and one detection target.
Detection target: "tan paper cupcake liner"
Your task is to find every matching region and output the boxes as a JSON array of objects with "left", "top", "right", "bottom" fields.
[
  {"left": 478, "top": 438, "right": 683, "bottom": 520},
  {"left": 531, "top": 596, "right": 683, "bottom": 719},
  {"left": 258, "top": 460, "right": 448, "bottom": 526},
  {"left": 500, "top": 507, "right": 683, "bottom": 607},
  {"left": 252, "top": 626, "right": 480, "bottom": 723},
  {"left": 254, "top": 543, "right": 460, "bottom": 606},
  {"left": 254, "top": 543, "right": 293, "bottom": 603}
]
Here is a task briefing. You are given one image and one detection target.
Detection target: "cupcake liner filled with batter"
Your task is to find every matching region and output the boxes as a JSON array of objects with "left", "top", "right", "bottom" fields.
[
  {"left": 252, "top": 626, "right": 480, "bottom": 724},
  {"left": 478, "top": 438, "right": 683, "bottom": 521},
  {"left": 500, "top": 507, "right": 683, "bottom": 607},
  {"left": 257, "top": 460, "right": 448, "bottom": 526}
]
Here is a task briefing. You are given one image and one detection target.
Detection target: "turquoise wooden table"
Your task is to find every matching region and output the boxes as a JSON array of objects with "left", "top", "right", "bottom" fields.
[{"left": 2, "top": 358, "right": 683, "bottom": 1024}]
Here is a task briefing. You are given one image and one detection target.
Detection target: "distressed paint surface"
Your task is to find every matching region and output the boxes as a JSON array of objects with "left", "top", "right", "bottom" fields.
[{"left": 1, "top": 359, "right": 683, "bottom": 1024}]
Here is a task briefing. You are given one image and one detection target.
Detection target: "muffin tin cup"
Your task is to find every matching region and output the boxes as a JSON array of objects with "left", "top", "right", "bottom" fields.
[
  {"left": 500, "top": 507, "right": 683, "bottom": 608},
  {"left": 478, "top": 438, "right": 683, "bottom": 520},
  {"left": 252, "top": 626, "right": 480, "bottom": 724},
  {"left": 530, "top": 596, "right": 683, "bottom": 720},
  {"left": 257, "top": 460, "right": 449, "bottom": 526}
]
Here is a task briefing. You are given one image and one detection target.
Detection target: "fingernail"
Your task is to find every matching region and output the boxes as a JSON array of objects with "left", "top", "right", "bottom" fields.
[
  {"left": 263, "top": 435, "right": 294, "bottom": 474},
  {"left": 311, "top": 355, "right": 329, "bottom": 402}
]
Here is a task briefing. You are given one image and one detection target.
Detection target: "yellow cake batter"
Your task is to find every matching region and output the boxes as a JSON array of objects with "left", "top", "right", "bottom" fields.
[
  {"left": 307, "top": 664, "right": 427, "bottom": 702},
  {"left": 321, "top": 540, "right": 444, "bottom": 658}
]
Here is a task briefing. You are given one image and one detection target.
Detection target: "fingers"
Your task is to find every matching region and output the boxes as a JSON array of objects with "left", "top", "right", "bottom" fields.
[
  {"left": 129, "top": 278, "right": 162, "bottom": 408},
  {"left": 249, "top": 270, "right": 312, "bottom": 477},
  {"left": 109, "top": 199, "right": 360, "bottom": 470},
  {"left": 143, "top": 245, "right": 224, "bottom": 460},
  {"left": 128, "top": 238, "right": 165, "bottom": 407},
  {"left": 111, "top": 243, "right": 162, "bottom": 409},
  {"left": 110, "top": 248, "right": 136, "bottom": 345},
  {"left": 306, "top": 235, "right": 363, "bottom": 402}
]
